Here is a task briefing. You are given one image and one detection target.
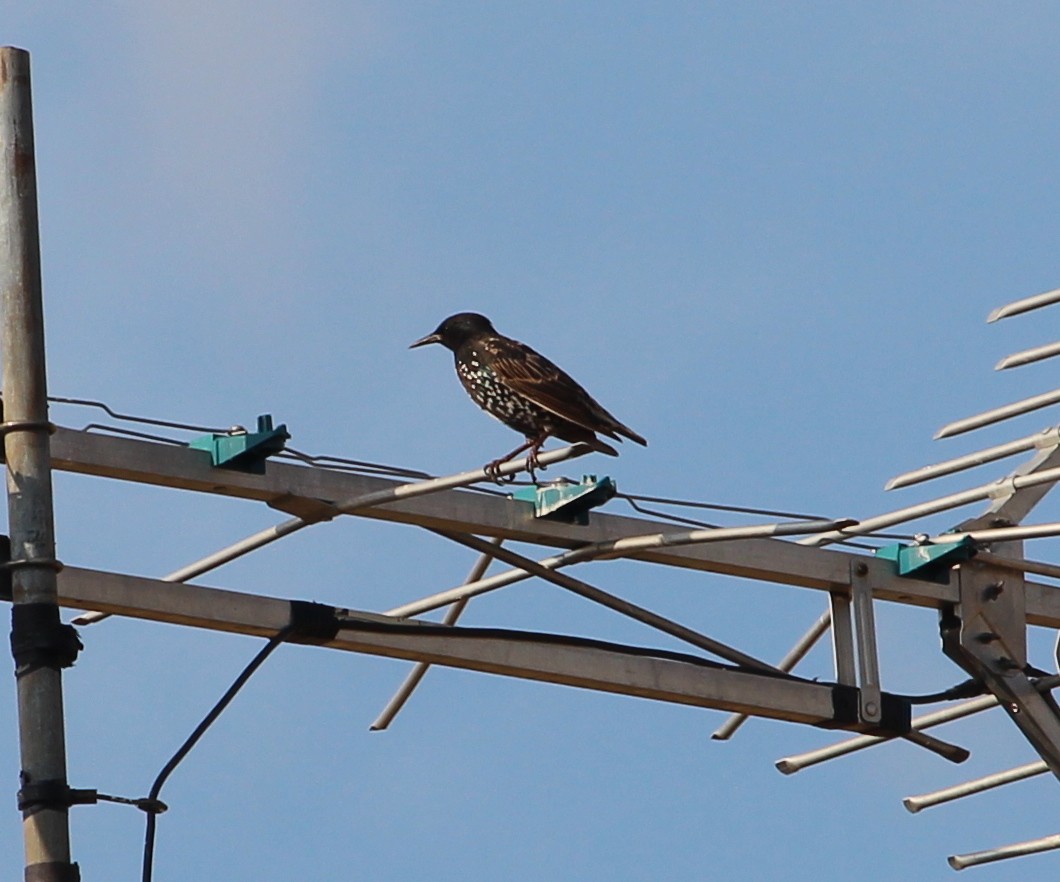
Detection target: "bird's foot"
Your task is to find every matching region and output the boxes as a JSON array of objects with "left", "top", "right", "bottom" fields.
[
  {"left": 526, "top": 448, "right": 547, "bottom": 483},
  {"left": 484, "top": 458, "right": 517, "bottom": 484}
]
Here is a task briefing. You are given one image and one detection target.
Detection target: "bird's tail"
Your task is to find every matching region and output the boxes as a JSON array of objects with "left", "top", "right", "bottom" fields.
[
  {"left": 613, "top": 421, "right": 647, "bottom": 447},
  {"left": 585, "top": 437, "right": 619, "bottom": 456}
]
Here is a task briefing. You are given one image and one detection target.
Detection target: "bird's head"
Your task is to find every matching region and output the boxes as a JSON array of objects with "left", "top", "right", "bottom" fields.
[{"left": 409, "top": 312, "right": 495, "bottom": 352}]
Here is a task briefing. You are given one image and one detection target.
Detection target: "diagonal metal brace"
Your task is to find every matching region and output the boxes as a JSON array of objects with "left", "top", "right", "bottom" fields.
[{"left": 943, "top": 559, "right": 1060, "bottom": 780}]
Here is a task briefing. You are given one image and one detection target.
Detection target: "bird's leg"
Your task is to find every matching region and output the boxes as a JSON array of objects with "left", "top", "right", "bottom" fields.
[
  {"left": 525, "top": 434, "right": 549, "bottom": 482},
  {"left": 484, "top": 438, "right": 534, "bottom": 483},
  {"left": 484, "top": 434, "right": 549, "bottom": 484}
]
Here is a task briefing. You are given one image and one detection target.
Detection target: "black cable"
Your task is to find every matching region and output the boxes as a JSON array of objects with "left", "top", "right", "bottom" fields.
[
  {"left": 47, "top": 395, "right": 228, "bottom": 434},
  {"left": 80, "top": 424, "right": 187, "bottom": 446},
  {"left": 141, "top": 626, "right": 293, "bottom": 882},
  {"left": 618, "top": 491, "right": 827, "bottom": 522},
  {"left": 620, "top": 496, "right": 718, "bottom": 529},
  {"left": 891, "top": 678, "right": 987, "bottom": 705},
  {"left": 892, "top": 670, "right": 1060, "bottom": 706}
]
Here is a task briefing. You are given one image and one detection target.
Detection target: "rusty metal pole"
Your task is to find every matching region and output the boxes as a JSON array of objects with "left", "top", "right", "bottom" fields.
[{"left": 0, "top": 47, "right": 78, "bottom": 881}]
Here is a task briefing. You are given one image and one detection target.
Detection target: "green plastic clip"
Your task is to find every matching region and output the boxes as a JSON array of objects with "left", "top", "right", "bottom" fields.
[
  {"left": 874, "top": 535, "right": 977, "bottom": 583},
  {"left": 513, "top": 475, "right": 617, "bottom": 525},
  {"left": 190, "top": 414, "right": 290, "bottom": 474}
]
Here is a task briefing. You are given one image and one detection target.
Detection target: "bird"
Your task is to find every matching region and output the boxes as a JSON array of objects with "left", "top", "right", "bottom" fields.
[{"left": 410, "top": 312, "right": 646, "bottom": 479}]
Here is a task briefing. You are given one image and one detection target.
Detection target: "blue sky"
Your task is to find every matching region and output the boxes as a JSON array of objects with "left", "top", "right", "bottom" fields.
[{"left": 4, "top": 3, "right": 1060, "bottom": 879}]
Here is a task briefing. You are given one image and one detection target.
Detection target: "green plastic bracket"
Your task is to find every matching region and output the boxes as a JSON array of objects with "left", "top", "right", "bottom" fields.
[
  {"left": 189, "top": 414, "right": 290, "bottom": 474},
  {"left": 513, "top": 475, "right": 617, "bottom": 525},
  {"left": 874, "top": 535, "right": 977, "bottom": 583}
]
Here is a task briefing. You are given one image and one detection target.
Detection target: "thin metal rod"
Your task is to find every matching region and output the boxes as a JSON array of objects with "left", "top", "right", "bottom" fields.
[
  {"left": 711, "top": 611, "right": 832, "bottom": 740},
  {"left": 932, "top": 521, "right": 1060, "bottom": 545},
  {"left": 988, "top": 287, "right": 1060, "bottom": 323},
  {"left": 387, "top": 550, "right": 566, "bottom": 618},
  {"left": 949, "top": 832, "right": 1060, "bottom": 871},
  {"left": 776, "top": 696, "right": 999, "bottom": 774},
  {"left": 389, "top": 517, "right": 856, "bottom": 620},
  {"left": 567, "top": 517, "right": 856, "bottom": 561},
  {"left": 903, "top": 760, "right": 1048, "bottom": 814},
  {"left": 73, "top": 443, "right": 589, "bottom": 624},
  {"left": 0, "top": 45, "right": 74, "bottom": 874},
  {"left": 800, "top": 464, "right": 1060, "bottom": 547},
  {"left": 370, "top": 539, "right": 502, "bottom": 731},
  {"left": 935, "top": 387, "right": 1060, "bottom": 440},
  {"left": 886, "top": 427, "right": 1060, "bottom": 491},
  {"left": 432, "top": 529, "right": 782, "bottom": 673},
  {"left": 996, "top": 340, "right": 1060, "bottom": 370},
  {"left": 775, "top": 676, "right": 1060, "bottom": 774},
  {"left": 973, "top": 551, "right": 1060, "bottom": 582}
]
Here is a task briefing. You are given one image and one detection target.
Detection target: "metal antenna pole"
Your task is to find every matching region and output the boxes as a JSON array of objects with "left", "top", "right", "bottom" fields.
[{"left": 0, "top": 47, "right": 76, "bottom": 881}]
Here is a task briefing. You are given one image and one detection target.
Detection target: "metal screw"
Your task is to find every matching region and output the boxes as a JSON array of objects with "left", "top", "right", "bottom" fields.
[
  {"left": 983, "top": 581, "right": 1005, "bottom": 601},
  {"left": 864, "top": 701, "right": 878, "bottom": 717},
  {"left": 854, "top": 563, "right": 869, "bottom": 577}
]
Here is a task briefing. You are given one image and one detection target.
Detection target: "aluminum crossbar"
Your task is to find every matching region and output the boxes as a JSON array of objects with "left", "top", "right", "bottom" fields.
[{"left": 73, "top": 444, "right": 589, "bottom": 625}]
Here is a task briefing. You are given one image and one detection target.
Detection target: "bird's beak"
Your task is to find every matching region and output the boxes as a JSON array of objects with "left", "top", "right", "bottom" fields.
[{"left": 409, "top": 331, "right": 443, "bottom": 349}]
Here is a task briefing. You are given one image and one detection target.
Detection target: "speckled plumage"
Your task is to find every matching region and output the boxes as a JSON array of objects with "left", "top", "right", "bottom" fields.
[{"left": 410, "top": 312, "right": 646, "bottom": 475}]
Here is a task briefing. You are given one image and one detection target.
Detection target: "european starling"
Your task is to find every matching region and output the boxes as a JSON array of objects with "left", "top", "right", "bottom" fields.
[{"left": 410, "top": 312, "right": 646, "bottom": 477}]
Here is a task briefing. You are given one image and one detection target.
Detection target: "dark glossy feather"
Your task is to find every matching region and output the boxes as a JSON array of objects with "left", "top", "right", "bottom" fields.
[
  {"left": 480, "top": 335, "right": 647, "bottom": 445},
  {"left": 411, "top": 312, "right": 646, "bottom": 471}
]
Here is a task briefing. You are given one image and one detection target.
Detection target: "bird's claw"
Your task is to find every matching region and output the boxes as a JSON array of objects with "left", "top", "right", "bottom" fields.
[
  {"left": 484, "top": 459, "right": 516, "bottom": 484},
  {"left": 483, "top": 449, "right": 546, "bottom": 485},
  {"left": 526, "top": 450, "right": 546, "bottom": 484}
]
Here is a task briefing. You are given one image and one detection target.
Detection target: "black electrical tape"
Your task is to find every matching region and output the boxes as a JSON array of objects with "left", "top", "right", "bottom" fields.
[
  {"left": 25, "top": 862, "right": 81, "bottom": 882},
  {"left": 286, "top": 600, "right": 341, "bottom": 644},
  {"left": 0, "top": 535, "right": 10, "bottom": 601},
  {"left": 18, "top": 779, "right": 97, "bottom": 814},
  {"left": 10, "top": 603, "right": 83, "bottom": 673}
]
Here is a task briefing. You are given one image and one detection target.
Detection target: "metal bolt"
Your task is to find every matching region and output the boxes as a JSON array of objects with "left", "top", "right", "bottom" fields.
[
  {"left": 983, "top": 581, "right": 1005, "bottom": 601},
  {"left": 854, "top": 563, "right": 869, "bottom": 577},
  {"left": 864, "top": 701, "right": 878, "bottom": 717}
]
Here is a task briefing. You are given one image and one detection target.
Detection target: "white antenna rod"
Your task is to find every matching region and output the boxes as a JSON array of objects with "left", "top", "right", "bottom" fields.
[
  {"left": 988, "top": 287, "right": 1060, "bottom": 322},
  {"left": 903, "top": 760, "right": 1047, "bottom": 814},
  {"left": 949, "top": 833, "right": 1060, "bottom": 870},
  {"left": 886, "top": 427, "right": 1060, "bottom": 490},
  {"left": 996, "top": 340, "right": 1060, "bottom": 371},
  {"left": 935, "top": 388, "right": 1060, "bottom": 440}
]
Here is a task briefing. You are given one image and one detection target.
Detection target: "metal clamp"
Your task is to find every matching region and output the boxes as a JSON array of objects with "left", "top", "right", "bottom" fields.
[
  {"left": 3, "top": 556, "right": 65, "bottom": 573},
  {"left": 0, "top": 418, "right": 56, "bottom": 436}
]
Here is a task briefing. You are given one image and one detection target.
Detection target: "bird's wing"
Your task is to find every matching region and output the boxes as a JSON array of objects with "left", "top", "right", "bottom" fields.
[{"left": 483, "top": 337, "right": 626, "bottom": 440}]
